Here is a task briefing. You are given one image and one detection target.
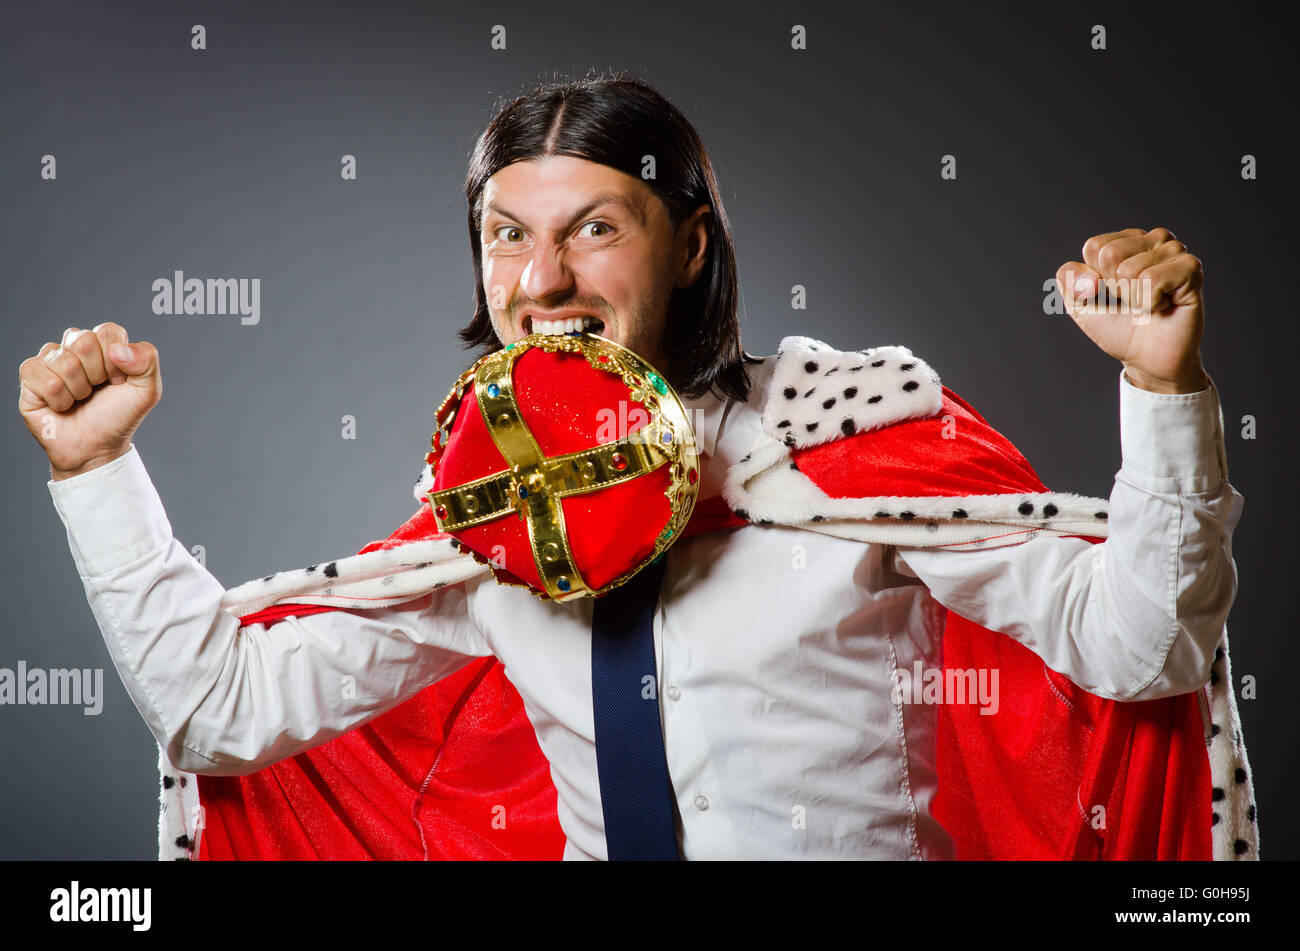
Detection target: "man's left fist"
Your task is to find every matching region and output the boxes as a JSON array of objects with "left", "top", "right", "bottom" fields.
[{"left": 1055, "top": 227, "right": 1209, "bottom": 393}]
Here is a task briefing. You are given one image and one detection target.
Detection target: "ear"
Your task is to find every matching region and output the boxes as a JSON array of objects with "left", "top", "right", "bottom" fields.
[{"left": 673, "top": 203, "right": 712, "bottom": 289}]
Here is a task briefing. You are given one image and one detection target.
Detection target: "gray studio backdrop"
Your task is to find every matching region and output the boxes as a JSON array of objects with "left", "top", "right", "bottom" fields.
[{"left": 1, "top": 1, "right": 1293, "bottom": 859}]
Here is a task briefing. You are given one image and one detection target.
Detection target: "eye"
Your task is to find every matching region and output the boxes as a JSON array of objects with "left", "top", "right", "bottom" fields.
[
  {"left": 493, "top": 225, "right": 526, "bottom": 243},
  {"left": 578, "top": 221, "right": 613, "bottom": 239}
]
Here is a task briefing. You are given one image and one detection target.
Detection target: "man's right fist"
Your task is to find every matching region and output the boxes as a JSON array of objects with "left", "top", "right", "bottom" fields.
[{"left": 18, "top": 323, "right": 162, "bottom": 481}]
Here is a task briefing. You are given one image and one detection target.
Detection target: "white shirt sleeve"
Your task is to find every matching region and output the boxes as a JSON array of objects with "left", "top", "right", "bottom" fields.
[
  {"left": 47, "top": 446, "right": 493, "bottom": 776},
  {"left": 893, "top": 368, "right": 1244, "bottom": 702}
]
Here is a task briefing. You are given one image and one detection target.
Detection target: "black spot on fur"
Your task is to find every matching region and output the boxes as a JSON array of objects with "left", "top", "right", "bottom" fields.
[
  {"left": 162, "top": 776, "right": 175, "bottom": 789},
  {"left": 804, "top": 361, "right": 819, "bottom": 373},
  {"left": 811, "top": 515, "right": 825, "bottom": 522},
  {"left": 1211, "top": 723, "right": 1221, "bottom": 736},
  {"left": 844, "top": 387, "right": 858, "bottom": 399},
  {"left": 1235, "top": 767, "right": 1247, "bottom": 783},
  {"left": 1018, "top": 502, "right": 1034, "bottom": 515},
  {"left": 900, "top": 362, "right": 915, "bottom": 371},
  {"left": 179, "top": 776, "right": 187, "bottom": 788},
  {"left": 323, "top": 562, "right": 339, "bottom": 578},
  {"left": 789, "top": 461, "right": 799, "bottom": 470},
  {"left": 871, "top": 360, "right": 885, "bottom": 368},
  {"left": 175, "top": 834, "right": 191, "bottom": 849},
  {"left": 803, "top": 387, "right": 816, "bottom": 398},
  {"left": 306, "top": 564, "right": 317, "bottom": 573},
  {"left": 926, "top": 522, "right": 938, "bottom": 531},
  {"left": 1042, "top": 503, "right": 1058, "bottom": 517},
  {"left": 1215, "top": 646, "right": 1225, "bottom": 661},
  {"left": 1212, "top": 787, "right": 1225, "bottom": 801},
  {"left": 733, "top": 508, "right": 749, "bottom": 521},
  {"left": 899, "top": 511, "right": 916, "bottom": 520},
  {"left": 902, "top": 380, "right": 919, "bottom": 392},
  {"left": 849, "top": 365, "right": 863, "bottom": 372},
  {"left": 1234, "top": 839, "right": 1249, "bottom": 855},
  {"left": 841, "top": 418, "right": 856, "bottom": 436},
  {"left": 1211, "top": 670, "right": 1220, "bottom": 686},
  {"left": 1248, "top": 804, "right": 1256, "bottom": 822},
  {"left": 784, "top": 386, "right": 797, "bottom": 399},
  {"left": 875, "top": 511, "right": 892, "bottom": 518},
  {"left": 262, "top": 575, "right": 274, "bottom": 582},
  {"left": 784, "top": 434, "right": 796, "bottom": 446},
  {"left": 758, "top": 518, "right": 773, "bottom": 526},
  {"left": 1095, "top": 511, "right": 1108, "bottom": 520},
  {"left": 825, "top": 367, "right": 839, "bottom": 375},
  {"left": 822, "top": 397, "right": 836, "bottom": 409},
  {"left": 952, "top": 509, "right": 968, "bottom": 519},
  {"left": 777, "top": 419, "right": 791, "bottom": 428},
  {"left": 867, "top": 395, "right": 882, "bottom": 404},
  {"left": 805, "top": 422, "right": 819, "bottom": 433}
]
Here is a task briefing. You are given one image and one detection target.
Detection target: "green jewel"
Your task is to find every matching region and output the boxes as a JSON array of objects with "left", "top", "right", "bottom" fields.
[
  {"left": 505, "top": 343, "right": 515, "bottom": 351},
  {"left": 646, "top": 371, "right": 668, "bottom": 395}
]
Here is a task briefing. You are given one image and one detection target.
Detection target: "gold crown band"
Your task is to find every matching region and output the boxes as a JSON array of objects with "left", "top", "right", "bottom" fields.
[{"left": 426, "top": 332, "right": 700, "bottom": 602}]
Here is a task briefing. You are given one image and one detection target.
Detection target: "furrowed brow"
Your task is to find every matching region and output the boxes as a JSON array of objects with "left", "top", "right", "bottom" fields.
[{"left": 484, "top": 192, "right": 643, "bottom": 231}]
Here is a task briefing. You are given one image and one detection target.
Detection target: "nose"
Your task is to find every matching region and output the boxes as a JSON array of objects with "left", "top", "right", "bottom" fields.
[{"left": 520, "top": 238, "right": 575, "bottom": 302}]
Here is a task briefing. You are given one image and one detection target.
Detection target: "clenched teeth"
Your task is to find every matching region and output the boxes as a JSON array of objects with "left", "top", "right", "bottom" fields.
[{"left": 528, "top": 315, "right": 605, "bottom": 336}]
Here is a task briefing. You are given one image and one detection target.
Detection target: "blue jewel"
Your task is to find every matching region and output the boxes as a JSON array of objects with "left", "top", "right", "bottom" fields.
[
  {"left": 487, "top": 382, "right": 500, "bottom": 398},
  {"left": 661, "top": 431, "right": 673, "bottom": 444},
  {"left": 518, "top": 486, "right": 528, "bottom": 499},
  {"left": 557, "top": 577, "right": 571, "bottom": 591}
]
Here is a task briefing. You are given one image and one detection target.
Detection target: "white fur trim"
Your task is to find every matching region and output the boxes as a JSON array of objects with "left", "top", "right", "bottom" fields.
[
  {"left": 222, "top": 538, "right": 492, "bottom": 618},
  {"left": 723, "top": 429, "right": 1113, "bottom": 548},
  {"left": 1204, "top": 626, "right": 1260, "bottom": 859},
  {"left": 763, "top": 336, "right": 944, "bottom": 449},
  {"left": 157, "top": 746, "right": 201, "bottom": 860}
]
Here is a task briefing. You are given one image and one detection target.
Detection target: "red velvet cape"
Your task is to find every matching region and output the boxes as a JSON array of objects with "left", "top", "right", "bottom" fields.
[{"left": 194, "top": 385, "right": 1211, "bottom": 860}]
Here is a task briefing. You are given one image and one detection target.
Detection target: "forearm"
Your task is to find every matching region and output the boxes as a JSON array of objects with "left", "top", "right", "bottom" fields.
[
  {"left": 896, "top": 369, "right": 1243, "bottom": 701},
  {"left": 50, "top": 446, "right": 490, "bottom": 774}
]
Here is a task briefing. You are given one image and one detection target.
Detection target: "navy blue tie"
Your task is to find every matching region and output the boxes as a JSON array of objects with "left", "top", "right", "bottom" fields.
[{"left": 590, "top": 554, "right": 680, "bottom": 860}]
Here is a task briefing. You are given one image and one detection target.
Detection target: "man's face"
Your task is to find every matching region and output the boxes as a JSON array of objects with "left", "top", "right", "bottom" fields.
[{"left": 478, "top": 155, "right": 709, "bottom": 374}]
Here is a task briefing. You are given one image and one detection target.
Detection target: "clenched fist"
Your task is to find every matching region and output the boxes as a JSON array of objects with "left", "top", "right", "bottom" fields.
[
  {"left": 17, "top": 323, "right": 162, "bottom": 480},
  {"left": 1055, "top": 227, "right": 1210, "bottom": 393}
]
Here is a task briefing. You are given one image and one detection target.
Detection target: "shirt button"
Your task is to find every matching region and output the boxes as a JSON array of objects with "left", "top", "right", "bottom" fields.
[
  {"left": 666, "top": 685, "right": 681, "bottom": 701},
  {"left": 694, "top": 795, "right": 710, "bottom": 811}
]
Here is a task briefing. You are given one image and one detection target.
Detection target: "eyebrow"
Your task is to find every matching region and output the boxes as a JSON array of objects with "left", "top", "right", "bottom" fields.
[{"left": 483, "top": 192, "right": 643, "bottom": 231}]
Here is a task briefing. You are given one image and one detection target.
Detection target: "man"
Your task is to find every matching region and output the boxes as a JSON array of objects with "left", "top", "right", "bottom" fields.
[{"left": 18, "top": 74, "right": 1246, "bottom": 859}]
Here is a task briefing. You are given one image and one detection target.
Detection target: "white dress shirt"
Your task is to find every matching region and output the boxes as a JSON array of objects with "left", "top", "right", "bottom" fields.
[{"left": 47, "top": 356, "right": 1243, "bottom": 860}]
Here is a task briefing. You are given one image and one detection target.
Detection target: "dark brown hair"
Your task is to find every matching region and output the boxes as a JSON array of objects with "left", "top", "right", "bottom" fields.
[{"left": 458, "top": 70, "right": 762, "bottom": 403}]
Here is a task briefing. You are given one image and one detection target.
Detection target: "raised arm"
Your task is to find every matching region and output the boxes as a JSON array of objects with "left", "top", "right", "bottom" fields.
[
  {"left": 893, "top": 368, "right": 1243, "bottom": 701},
  {"left": 21, "top": 325, "right": 491, "bottom": 776}
]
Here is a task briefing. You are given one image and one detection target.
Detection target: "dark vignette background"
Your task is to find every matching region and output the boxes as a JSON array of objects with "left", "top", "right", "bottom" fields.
[{"left": 1, "top": 1, "right": 1293, "bottom": 859}]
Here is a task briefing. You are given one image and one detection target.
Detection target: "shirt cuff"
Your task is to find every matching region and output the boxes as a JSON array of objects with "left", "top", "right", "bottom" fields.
[
  {"left": 47, "top": 445, "right": 174, "bottom": 576},
  {"left": 1118, "top": 366, "right": 1228, "bottom": 495}
]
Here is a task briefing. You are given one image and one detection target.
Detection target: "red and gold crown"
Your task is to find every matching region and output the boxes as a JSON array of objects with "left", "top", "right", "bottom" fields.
[{"left": 423, "top": 332, "right": 700, "bottom": 602}]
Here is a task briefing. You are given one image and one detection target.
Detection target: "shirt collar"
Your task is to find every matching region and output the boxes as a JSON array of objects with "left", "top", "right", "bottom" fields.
[{"left": 678, "top": 357, "right": 772, "bottom": 496}]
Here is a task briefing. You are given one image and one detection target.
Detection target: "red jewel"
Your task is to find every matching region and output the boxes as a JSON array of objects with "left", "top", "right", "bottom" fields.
[
  {"left": 597, "top": 354, "right": 609, "bottom": 363},
  {"left": 426, "top": 451, "right": 437, "bottom": 465},
  {"left": 435, "top": 504, "right": 448, "bottom": 519},
  {"left": 611, "top": 453, "right": 627, "bottom": 470},
  {"left": 687, "top": 467, "right": 698, "bottom": 485}
]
